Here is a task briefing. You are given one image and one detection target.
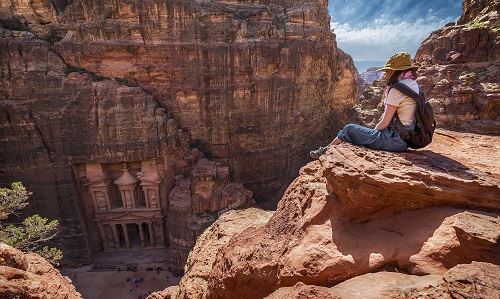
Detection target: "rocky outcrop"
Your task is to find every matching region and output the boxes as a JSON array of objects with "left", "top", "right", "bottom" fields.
[
  {"left": 175, "top": 208, "right": 272, "bottom": 299},
  {"left": 414, "top": 0, "right": 499, "bottom": 132},
  {"left": 458, "top": 0, "right": 500, "bottom": 26},
  {"left": 323, "top": 138, "right": 498, "bottom": 222},
  {"left": 360, "top": 67, "right": 384, "bottom": 85},
  {"left": 349, "top": 79, "right": 386, "bottom": 128},
  {"left": 265, "top": 262, "right": 500, "bottom": 299},
  {"left": 167, "top": 129, "right": 499, "bottom": 299},
  {"left": 168, "top": 157, "right": 256, "bottom": 275},
  {"left": 0, "top": 242, "right": 82, "bottom": 299}
]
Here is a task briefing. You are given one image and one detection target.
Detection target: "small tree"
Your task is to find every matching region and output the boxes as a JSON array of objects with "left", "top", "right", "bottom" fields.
[{"left": 0, "top": 182, "right": 63, "bottom": 265}]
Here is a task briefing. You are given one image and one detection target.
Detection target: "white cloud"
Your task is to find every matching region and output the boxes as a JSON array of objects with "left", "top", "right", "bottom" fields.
[{"left": 331, "top": 16, "right": 456, "bottom": 61}]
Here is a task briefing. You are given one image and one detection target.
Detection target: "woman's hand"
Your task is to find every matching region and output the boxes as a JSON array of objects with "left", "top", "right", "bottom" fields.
[{"left": 374, "top": 104, "right": 397, "bottom": 130}]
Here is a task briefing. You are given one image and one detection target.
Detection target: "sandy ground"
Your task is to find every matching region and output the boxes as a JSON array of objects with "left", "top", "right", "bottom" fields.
[{"left": 60, "top": 249, "right": 181, "bottom": 299}]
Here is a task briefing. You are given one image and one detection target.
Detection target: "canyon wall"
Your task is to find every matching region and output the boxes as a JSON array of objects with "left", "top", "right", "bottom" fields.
[
  {"left": 0, "top": 0, "right": 357, "bottom": 268},
  {"left": 52, "top": 0, "right": 357, "bottom": 203}
]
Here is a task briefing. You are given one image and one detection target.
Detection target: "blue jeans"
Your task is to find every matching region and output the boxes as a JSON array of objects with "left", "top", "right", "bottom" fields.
[{"left": 337, "top": 124, "right": 408, "bottom": 152}]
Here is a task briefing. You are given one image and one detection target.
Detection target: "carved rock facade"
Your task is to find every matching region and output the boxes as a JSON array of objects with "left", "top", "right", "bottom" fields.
[{"left": 168, "top": 158, "right": 255, "bottom": 274}]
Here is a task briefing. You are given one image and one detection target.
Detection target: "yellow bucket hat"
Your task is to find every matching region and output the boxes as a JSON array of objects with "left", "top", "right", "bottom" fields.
[{"left": 376, "top": 52, "right": 419, "bottom": 72}]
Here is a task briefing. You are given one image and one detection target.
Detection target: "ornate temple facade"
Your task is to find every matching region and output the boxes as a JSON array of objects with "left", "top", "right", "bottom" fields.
[{"left": 78, "top": 159, "right": 168, "bottom": 252}]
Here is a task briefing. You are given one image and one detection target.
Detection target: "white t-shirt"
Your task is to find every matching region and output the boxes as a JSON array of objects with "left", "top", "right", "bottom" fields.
[{"left": 386, "top": 79, "right": 418, "bottom": 126}]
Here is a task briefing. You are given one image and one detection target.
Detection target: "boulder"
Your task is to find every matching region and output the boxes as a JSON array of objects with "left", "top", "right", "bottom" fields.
[
  {"left": 265, "top": 262, "right": 500, "bottom": 299},
  {"left": 176, "top": 208, "right": 273, "bottom": 299},
  {"left": 0, "top": 243, "right": 82, "bottom": 299}
]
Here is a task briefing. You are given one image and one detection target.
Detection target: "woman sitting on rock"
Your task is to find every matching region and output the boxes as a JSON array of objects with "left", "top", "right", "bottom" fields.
[{"left": 310, "top": 52, "right": 420, "bottom": 159}]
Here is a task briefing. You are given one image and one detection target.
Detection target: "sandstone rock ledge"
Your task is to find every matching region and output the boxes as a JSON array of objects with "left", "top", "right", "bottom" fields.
[
  {"left": 164, "top": 128, "right": 499, "bottom": 299},
  {"left": 0, "top": 243, "right": 82, "bottom": 299}
]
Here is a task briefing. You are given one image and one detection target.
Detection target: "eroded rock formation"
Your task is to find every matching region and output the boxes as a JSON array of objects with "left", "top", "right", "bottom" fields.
[
  {"left": 175, "top": 208, "right": 273, "bottom": 299},
  {"left": 168, "top": 157, "right": 256, "bottom": 274},
  {"left": 0, "top": 242, "right": 82, "bottom": 299},
  {"left": 169, "top": 130, "right": 499, "bottom": 299},
  {"left": 0, "top": 0, "right": 357, "bottom": 203},
  {"left": 0, "top": 0, "right": 357, "bottom": 268},
  {"left": 264, "top": 262, "right": 500, "bottom": 299},
  {"left": 414, "top": 0, "right": 499, "bottom": 133}
]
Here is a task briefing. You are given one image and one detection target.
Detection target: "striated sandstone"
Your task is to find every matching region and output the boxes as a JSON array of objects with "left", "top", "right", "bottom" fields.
[
  {"left": 321, "top": 135, "right": 499, "bottom": 221},
  {"left": 0, "top": 242, "right": 82, "bottom": 299},
  {"left": 174, "top": 129, "right": 500, "bottom": 299},
  {"left": 0, "top": 28, "right": 258, "bottom": 274},
  {"left": 50, "top": 0, "right": 357, "bottom": 204},
  {"left": 458, "top": 0, "right": 500, "bottom": 26}
]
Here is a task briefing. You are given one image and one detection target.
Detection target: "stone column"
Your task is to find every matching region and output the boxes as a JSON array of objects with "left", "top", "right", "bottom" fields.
[
  {"left": 121, "top": 223, "right": 130, "bottom": 249},
  {"left": 148, "top": 222, "right": 155, "bottom": 247},
  {"left": 159, "top": 221, "right": 165, "bottom": 246},
  {"left": 97, "top": 224, "right": 108, "bottom": 251},
  {"left": 111, "top": 224, "right": 120, "bottom": 250},
  {"left": 138, "top": 223, "right": 145, "bottom": 248}
]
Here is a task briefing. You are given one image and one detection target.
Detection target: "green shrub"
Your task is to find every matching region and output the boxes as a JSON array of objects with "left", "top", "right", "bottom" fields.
[
  {"left": 485, "top": 83, "right": 499, "bottom": 90},
  {"left": 465, "top": 19, "right": 488, "bottom": 29},
  {"left": 0, "top": 182, "right": 62, "bottom": 266}
]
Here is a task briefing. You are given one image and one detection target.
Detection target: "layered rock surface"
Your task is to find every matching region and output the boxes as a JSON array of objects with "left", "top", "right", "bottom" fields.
[
  {"left": 0, "top": 242, "right": 82, "bottom": 299},
  {"left": 265, "top": 262, "right": 500, "bottom": 299},
  {"left": 168, "top": 130, "right": 499, "bottom": 299},
  {"left": 1, "top": 0, "right": 357, "bottom": 203}
]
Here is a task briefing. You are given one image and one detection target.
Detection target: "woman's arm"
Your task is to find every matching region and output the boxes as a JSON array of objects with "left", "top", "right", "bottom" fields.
[{"left": 374, "top": 104, "right": 397, "bottom": 130}]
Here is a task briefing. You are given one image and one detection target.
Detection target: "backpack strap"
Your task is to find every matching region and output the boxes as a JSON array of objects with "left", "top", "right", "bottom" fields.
[{"left": 391, "top": 82, "right": 425, "bottom": 102}]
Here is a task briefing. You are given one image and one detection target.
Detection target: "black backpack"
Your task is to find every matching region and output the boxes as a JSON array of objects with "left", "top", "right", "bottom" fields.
[{"left": 390, "top": 82, "right": 437, "bottom": 149}]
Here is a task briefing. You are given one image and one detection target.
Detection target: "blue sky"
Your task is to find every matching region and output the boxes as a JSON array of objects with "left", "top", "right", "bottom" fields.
[{"left": 328, "top": 0, "right": 463, "bottom": 69}]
